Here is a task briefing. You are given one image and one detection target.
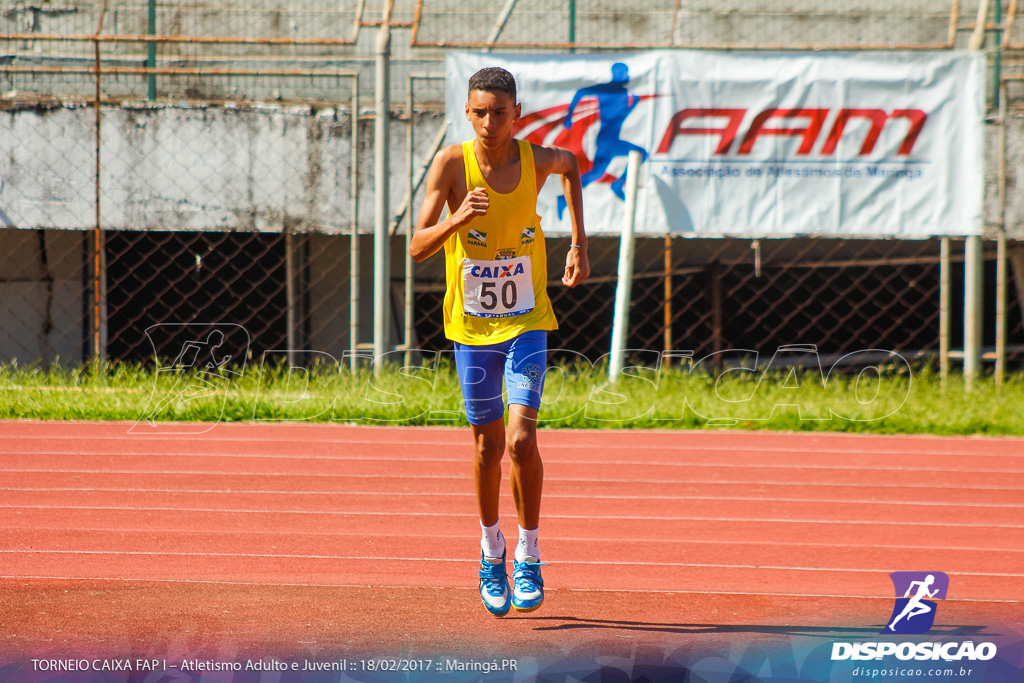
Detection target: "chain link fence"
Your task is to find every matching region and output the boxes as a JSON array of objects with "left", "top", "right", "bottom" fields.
[
  {"left": 0, "top": 227, "right": 373, "bottom": 366},
  {"left": 3, "top": 0, "right": 1024, "bottom": 373},
  {"left": 8, "top": 223, "right": 1021, "bottom": 367},
  {"left": 413, "top": 235, "right": 1024, "bottom": 365},
  {"left": 411, "top": 0, "right": 960, "bottom": 49},
  {"left": 0, "top": 97, "right": 366, "bottom": 366}
]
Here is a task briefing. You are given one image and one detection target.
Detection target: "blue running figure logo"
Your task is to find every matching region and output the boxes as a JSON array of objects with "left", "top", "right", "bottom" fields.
[
  {"left": 512, "top": 62, "right": 651, "bottom": 220},
  {"left": 561, "top": 62, "right": 649, "bottom": 212}
]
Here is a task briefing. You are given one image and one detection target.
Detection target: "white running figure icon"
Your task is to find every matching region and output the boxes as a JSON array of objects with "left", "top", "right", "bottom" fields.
[
  {"left": 888, "top": 574, "right": 939, "bottom": 632},
  {"left": 144, "top": 330, "right": 232, "bottom": 426}
]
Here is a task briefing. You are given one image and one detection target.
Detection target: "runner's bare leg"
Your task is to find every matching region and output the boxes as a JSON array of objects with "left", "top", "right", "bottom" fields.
[
  {"left": 472, "top": 418, "right": 506, "bottom": 528},
  {"left": 506, "top": 404, "right": 543, "bottom": 530}
]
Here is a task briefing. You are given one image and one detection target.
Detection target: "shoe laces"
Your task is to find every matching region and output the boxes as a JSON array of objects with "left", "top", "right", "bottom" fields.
[
  {"left": 479, "top": 560, "right": 507, "bottom": 595},
  {"left": 513, "top": 560, "right": 545, "bottom": 592}
]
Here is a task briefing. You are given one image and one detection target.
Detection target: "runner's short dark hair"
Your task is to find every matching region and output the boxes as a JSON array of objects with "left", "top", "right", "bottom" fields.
[{"left": 468, "top": 67, "right": 517, "bottom": 102}]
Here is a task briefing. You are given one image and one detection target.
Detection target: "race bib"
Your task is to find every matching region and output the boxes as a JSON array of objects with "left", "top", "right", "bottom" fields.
[{"left": 462, "top": 256, "right": 535, "bottom": 318}]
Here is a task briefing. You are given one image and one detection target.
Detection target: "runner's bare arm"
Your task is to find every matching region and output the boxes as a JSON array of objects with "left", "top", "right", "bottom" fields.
[
  {"left": 533, "top": 144, "right": 590, "bottom": 287},
  {"left": 409, "top": 145, "right": 489, "bottom": 262}
]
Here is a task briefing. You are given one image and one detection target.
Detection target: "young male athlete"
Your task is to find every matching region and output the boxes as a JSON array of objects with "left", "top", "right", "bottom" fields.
[{"left": 409, "top": 67, "right": 589, "bottom": 616}]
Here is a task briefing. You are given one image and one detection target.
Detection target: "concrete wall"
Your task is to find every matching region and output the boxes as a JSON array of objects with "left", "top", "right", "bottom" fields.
[
  {"left": 2, "top": 102, "right": 1021, "bottom": 238},
  {"left": 987, "top": 112, "right": 1024, "bottom": 238},
  {"left": 0, "top": 228, "right": 85, "bottom": 365},
  {"left": 0, "top": 102, "right": 435, "bottom": 235}
]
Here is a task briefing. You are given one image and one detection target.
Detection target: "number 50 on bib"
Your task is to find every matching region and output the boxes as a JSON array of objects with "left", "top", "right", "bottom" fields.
[{"left": 461, "top": 256, "right": 535, "bottom": 319}]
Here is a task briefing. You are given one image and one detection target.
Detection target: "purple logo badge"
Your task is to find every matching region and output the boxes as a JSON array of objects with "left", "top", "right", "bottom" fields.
[{"left": 883, "top": 571, "right": 949, "bottom": 634}]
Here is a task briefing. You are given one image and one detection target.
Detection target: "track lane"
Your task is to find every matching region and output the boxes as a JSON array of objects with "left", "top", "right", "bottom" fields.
[{"left": 2, "top": 420, "right": 1022, "bottom": 659}]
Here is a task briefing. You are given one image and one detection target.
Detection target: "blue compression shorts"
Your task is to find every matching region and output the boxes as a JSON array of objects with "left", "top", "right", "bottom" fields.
[{"left": 453, "top": 330, "right": 548, "bottom": 426}]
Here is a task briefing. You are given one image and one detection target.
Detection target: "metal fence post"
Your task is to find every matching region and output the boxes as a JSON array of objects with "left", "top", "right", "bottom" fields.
[
  {"left": 485, "top": 0, "right": 519, "bottom": 50},
  {"left": 405, "top": 75, "right": 415, "bottom": 368},
  {"left": 939, "top": 237, "right": 950, "bottom": 386},
  {"left": 147, "top": 0, "right": 157, "bottom": 101},
  {"left": 964, "top": 0, "right": 990, "bottom": 390},
  {"left": 663, "top": 233, "right": 672, "bottom": 365},
  {"left": 996, "top": 78, "right": 1008, "bottom": 387},
  {"left": 350, "top": 76, "right": 360, "bottom": 372},
  {"left": 285, "top": 231, "right": 296, "bottom": 367},
  {"left": 92, "top": 1, "right": 109, "bottom": 366},
  {"left": 609, "top": 150, "right": 642, "bottom": 384},
  {"left": 568, "top": 0, "right": 576, "bottom": 51},
  {"left": 997, "top": 233, "right": 1007, "bottom": 387},
  {"left": 964, "top": 235, "right": 983, "bottom": 390},
  {"left": 373, "top": 24, "right": 391, "bottom": 371}
]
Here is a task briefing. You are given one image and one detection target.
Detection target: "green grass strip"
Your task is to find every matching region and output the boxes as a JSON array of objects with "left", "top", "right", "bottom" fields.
[{"left": 1, "top": 359, "right": 1022, "bottom": 436}]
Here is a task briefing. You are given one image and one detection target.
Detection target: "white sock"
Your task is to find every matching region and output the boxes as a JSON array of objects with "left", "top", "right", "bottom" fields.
[
  {"left": 516, "top": 526, "right": 539, "bottom": 562},
  {"left": 481, "top": 519, "right": 505, "bottom": 560}
]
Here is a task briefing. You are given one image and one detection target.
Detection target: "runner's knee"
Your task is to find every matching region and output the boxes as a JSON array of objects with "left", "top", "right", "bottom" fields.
[
  {"left": 505, "top": 426, "right": 538, "bottom": 464},
  {"left": 473, "top": 430, "right": 505, "bottom": 467}
]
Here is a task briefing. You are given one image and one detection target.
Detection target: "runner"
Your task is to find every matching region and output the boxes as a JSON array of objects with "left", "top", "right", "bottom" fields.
[{"left": 409, "top": 66, "right": 589, "bottom": 616}]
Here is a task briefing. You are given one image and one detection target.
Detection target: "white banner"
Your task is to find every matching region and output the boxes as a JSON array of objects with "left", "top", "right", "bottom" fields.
[{"left": 446, "top": 51, "right": 985, "bottom": 237}]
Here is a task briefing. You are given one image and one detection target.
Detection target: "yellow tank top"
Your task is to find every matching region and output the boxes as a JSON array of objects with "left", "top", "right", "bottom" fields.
[{"left": 443, "top": 139, "right": 558, "bottom": 345}]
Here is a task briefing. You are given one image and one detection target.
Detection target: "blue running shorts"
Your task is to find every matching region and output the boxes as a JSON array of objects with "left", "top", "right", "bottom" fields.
[{"left": 453, "top": 330, "right": 548, "bottom": 426}]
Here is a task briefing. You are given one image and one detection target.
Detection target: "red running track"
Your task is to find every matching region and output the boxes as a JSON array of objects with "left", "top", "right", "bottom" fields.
[{"left": 1, "top": 420, "right": 1022, "bottom": 662}]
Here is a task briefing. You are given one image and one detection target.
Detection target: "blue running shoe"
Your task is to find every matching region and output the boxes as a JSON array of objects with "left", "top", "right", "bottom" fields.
[
  {"left": 478, "top": 551, "right": 511, "bottom": 617},
  {"left": 512, "top": 556, "right": 546, "bottom": 612}
]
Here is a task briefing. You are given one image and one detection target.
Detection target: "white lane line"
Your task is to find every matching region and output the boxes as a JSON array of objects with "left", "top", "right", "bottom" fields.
[
  {"left": 3, "top": 453, "right": 1023, "bottom": 474},
  {"left": 3, "top": 432, "right": 1022, "bottom": 457},
  {"left": 2, "top": 469, "right": 1023, "bottom": 491},
  {"left": 0, "top": 574, "right": 1015, "bottom": 603},
  {"left": 4, "top": 550, "right": 1024, "bottom": 579},
  {"left": 5, "top": 527, "right": 1022, "bottom": 553},
  {"left": 560, "top": 588, "right": 1019, "bottom": 603},
  {"left": 3, "top": 505, "right": 1023, "bottom": 528},
  {"left": 2, "top": 487, "right": 1020, "bottom": 509}
]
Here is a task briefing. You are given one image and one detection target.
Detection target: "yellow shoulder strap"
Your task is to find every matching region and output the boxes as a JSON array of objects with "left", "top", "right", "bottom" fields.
[
  {"left": 462, "top": 141, "right": 479, "bottom": 190},
  {"left": 517, "top": 139, "right": 536, "bottom": 195}
]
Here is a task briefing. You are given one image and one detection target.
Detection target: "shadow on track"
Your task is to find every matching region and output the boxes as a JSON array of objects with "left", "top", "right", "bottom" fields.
[{"left": 508, "top": 617, "right": 996, "bottom": 639}]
